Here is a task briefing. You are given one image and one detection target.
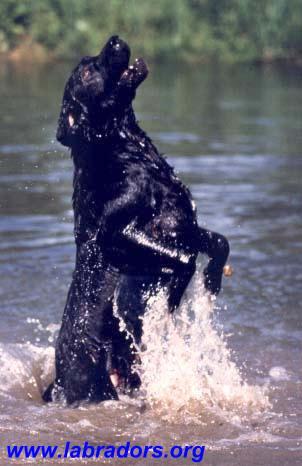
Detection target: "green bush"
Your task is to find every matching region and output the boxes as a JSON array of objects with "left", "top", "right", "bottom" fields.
[{"left": 0, "top": 0, "right": 301, "bottom": 62}]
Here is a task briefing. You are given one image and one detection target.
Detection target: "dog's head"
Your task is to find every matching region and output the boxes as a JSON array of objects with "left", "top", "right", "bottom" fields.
[{"left": 57, "top": 35, "right": 148, "bottom": 147}]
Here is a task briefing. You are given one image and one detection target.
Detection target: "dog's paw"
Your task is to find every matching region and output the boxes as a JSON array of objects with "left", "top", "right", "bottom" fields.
[{"left": 203, "top": 266, "right": 223, "bottom": 295}]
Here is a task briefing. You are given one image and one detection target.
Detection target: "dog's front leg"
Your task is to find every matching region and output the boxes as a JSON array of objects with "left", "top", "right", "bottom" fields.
[
  {"left": 116, "top": 223, "right": 197, "bottom": 313},
  {"left": 199, "top": 227, "right": 230, "bottom": 295}
]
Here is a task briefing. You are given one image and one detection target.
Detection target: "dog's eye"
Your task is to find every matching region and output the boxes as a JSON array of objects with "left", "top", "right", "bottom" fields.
[{"left": 82, "top": 67, "right": 91, "bottom": 80}]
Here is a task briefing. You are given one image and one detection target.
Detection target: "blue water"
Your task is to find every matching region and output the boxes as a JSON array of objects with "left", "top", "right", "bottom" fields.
[{"left": 0, "top": 61, "right": 301, "bottom": 465}]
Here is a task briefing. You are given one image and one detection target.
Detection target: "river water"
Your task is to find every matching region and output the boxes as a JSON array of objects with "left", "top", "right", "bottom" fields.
[{"left": 0, "top": 61, "right": 301, "bottom": 465}]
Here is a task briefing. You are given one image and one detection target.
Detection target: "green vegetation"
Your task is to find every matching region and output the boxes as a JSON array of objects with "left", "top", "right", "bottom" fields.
[{"left": 0, "top": 0, "right": 301, "bottom": 62}]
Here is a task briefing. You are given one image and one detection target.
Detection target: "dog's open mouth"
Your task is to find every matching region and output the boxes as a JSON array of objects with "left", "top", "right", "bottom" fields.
[
  {"left": 96, "top": 36, "right": 148, "bottom": 90},
  {"left": 120, "top": 57, "right": 149, "bottom": 87}
]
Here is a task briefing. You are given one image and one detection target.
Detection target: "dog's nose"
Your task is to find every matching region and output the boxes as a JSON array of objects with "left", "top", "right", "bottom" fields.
[
  {"left": 108, "top": 35, "right": 121, "bottom": 47},
  {"left": 109, "top": 36, "right": 130, "bottom": 61},
  {"left": 98, "top": 36, "right": 130, "bottom": 78},
  {"left": 105, "top": 35, "right": 130, "bottom": 58}
]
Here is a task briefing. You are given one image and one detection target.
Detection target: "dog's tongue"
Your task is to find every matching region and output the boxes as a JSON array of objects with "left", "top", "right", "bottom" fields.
[{"left": 98, "top": 35, "right": 130, "bottom": 80}]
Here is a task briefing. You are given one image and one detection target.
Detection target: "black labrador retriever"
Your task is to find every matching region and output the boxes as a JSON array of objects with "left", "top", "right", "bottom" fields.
[{"left": 43, "top": 36, "right": 229, "bottom": 405}]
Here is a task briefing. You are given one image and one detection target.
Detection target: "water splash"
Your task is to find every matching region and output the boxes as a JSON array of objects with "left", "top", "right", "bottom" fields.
[
  {"left": 137, "top": 267, "right": 270, "bottom": 421},
  {"left": 0, "top": 268, "right": 269, "bottom": 424},
  {"left": 0, "top": 343, "right": 54, "bottom": 401}
]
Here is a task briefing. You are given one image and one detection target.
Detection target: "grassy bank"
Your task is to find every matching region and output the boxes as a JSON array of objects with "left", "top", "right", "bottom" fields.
[{"left": 1, "top": 0, "right": 302, "bottom": 63}]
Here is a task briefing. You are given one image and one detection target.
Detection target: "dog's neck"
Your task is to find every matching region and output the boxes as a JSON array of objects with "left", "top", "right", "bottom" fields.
[
  {"left": 69, "top": 99, "right": 162, "bottom": 187},
  {"left": 109, "top": 105, "right": 138, "bottom": 134},
  {"left": 109, "top": 106, "right": 153, "bottom": 149}
]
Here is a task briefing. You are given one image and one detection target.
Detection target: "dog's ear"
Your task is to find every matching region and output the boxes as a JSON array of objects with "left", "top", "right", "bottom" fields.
[{"left": 56, "top": 84, "right": 89, "bottom": 148}]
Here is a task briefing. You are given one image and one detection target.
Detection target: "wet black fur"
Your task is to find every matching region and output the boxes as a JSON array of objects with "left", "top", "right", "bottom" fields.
[{"left": 43, "top": 36, "right": 229, "bottom": 405}]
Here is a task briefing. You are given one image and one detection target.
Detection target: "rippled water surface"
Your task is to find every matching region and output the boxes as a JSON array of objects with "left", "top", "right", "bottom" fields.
[{"left": 0, "top": 61, "right": 301, "bottom": 465}]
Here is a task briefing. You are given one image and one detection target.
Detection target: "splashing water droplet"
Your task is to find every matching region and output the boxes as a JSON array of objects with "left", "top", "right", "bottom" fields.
[{"left": 134, "top": 266, "right": 270, "bottom": 421}]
